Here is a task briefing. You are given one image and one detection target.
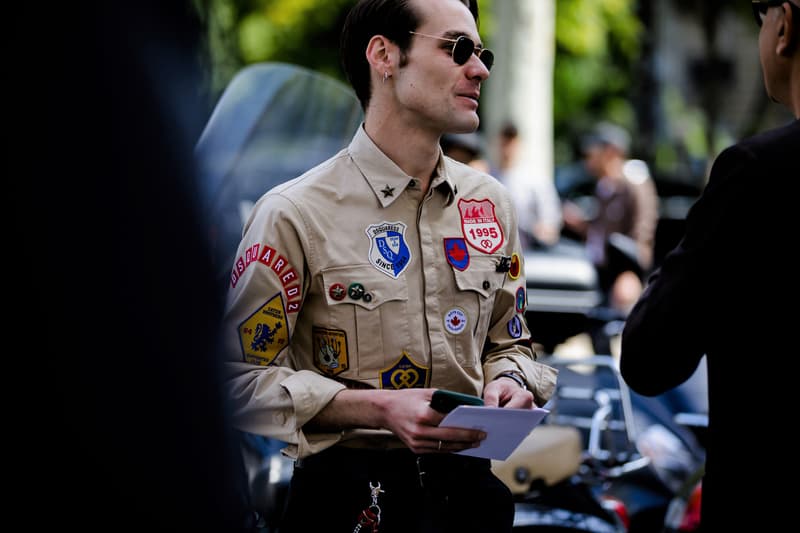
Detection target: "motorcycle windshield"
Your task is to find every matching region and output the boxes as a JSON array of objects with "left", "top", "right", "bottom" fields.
[{"left": 195, "top": 62, "right": 363, "bottom": 288}]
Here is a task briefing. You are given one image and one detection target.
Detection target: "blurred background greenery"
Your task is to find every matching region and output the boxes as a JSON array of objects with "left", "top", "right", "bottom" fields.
[{"left": 191, "top": 0, "right": 794, "bottom": 194}]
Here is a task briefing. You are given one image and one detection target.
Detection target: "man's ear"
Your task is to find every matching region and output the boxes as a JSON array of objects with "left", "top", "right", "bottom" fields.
[
  {"left": 778, "top": 1, "right": 798, "bottom": 55},
  {"left": 365, "top": 35, "right": 394, "bottom": 77}
]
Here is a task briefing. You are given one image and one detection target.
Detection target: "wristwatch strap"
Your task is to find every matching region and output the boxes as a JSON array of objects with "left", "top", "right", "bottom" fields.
[{"left": 497, "top": 371, "right": 527, "bottom": 390}]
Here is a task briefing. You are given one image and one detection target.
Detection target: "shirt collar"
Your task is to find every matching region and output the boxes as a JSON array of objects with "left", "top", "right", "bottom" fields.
[
  {"left": 348, "top": 125, "right": 457, "bottom": 207},
  {"left": 435, "top": 153, "right": 459, "bottom": 206}
]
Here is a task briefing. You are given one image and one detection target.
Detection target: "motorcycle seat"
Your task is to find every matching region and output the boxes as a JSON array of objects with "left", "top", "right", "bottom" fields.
[{"left": 491, "top": 425, "right": 582, "bottom": 495}]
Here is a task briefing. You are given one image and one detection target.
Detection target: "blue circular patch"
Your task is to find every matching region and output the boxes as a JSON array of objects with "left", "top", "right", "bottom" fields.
[{"left": 507, "top": 315, "right": 522, "bottom": 339}]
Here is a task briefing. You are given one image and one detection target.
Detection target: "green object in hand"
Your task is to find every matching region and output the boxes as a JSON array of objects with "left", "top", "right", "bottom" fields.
[{"left": 430, "top": 389, "right": 484, "bottom": 413}]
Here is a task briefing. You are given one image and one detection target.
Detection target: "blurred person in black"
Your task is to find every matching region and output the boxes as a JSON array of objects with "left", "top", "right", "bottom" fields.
[
  {"left": 11, "top": 2, "right": 251, "bottom": 529},
  {"left": 620, "top": 1, "right": 800, "bottom": 530}
]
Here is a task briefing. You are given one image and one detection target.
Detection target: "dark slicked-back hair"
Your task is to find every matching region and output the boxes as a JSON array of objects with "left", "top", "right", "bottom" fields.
[{"left": 340, "top": 0, "right": 478, "bottom": 111}]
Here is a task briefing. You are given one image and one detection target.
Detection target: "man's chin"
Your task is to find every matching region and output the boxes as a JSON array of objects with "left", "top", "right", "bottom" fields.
[{"left": 448, "top": 118, "right": 480, "bottom": 135}]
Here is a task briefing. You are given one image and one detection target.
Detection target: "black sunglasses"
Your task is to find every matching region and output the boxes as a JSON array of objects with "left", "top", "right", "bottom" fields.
[
  {"left": 752, "top": 0, "right": 799, "bottom": 27},
  {"left": 408, "top": 31, "right": 494, "bottom": 71}
]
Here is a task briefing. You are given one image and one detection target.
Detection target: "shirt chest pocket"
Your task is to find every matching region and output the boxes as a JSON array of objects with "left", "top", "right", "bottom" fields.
[
  {"left": 321, "top": 265, "right": 410, "bottom": 378},
  {"left": 449, "top": 254, "right": 507, "bottom": 363}
]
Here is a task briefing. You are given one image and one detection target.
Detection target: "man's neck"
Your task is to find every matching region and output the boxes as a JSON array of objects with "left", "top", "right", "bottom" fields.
[{"left": 363, "top": 110, "right": 440, "bottom": 195}]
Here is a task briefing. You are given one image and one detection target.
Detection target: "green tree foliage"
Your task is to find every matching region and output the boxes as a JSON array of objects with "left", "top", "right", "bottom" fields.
[
  {"left": 197, "top": 0, "right": 493, "bottom": 99},
  {"left": 195, "top": 0, "right": 355, "bottom": 97},
  {"left": 552, "top": 0, "right": 643, "bottom": 160},
  {"left": 195, "top": 0, "right": 638, "bottom": 157}
]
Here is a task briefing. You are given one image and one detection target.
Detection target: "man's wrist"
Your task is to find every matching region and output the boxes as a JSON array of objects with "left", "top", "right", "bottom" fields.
[{"left": 496, "top": 371, "right": 527, "bottom": 390}]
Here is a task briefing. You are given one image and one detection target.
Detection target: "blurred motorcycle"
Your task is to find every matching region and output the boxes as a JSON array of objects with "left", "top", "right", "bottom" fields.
[
  {"left": 528, "top": 355, "right": 706, "bottom": 533},
  {"left": 493, "top": 423, "right": 627, "bottom": 532},
  {"left": 195, "top": 61, "right": 364, "bottom": 292}
]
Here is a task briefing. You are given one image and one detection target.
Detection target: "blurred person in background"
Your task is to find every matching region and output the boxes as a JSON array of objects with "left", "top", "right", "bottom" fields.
[
  {"left": 562, "top": 121, "right": 659, "bottom": 316},
  {"left": 491, "top": 122, "right": 564, "bottom": 248},
  {"left": 621, "top": 1, "right": 800, "bottom": 529},
  {"left": 441, "top": 130, "right": 491, "bottom": 173}
]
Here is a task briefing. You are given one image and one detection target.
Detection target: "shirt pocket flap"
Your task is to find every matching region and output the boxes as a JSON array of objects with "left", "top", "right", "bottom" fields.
[
  {"left": 321, "top": 265, "right": 409, "bottom": 310},
  {"left": 452, "top": 254, "right": 507, "bottom": 298}
]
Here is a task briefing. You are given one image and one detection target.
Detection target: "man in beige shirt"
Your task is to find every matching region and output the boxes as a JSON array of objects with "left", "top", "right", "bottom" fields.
[{"left": 221, "top": 0, "right": 557, "bottom": 530}]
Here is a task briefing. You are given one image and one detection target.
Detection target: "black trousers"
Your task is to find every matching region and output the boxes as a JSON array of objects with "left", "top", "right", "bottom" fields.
[{"left": 279, "top": 446, "right": 513, "bottom": 533}]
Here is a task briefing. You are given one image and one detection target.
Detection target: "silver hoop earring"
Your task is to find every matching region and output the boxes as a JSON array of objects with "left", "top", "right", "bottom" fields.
[{"left": 383, "top": 71, "right": 389, "bottom": 83}]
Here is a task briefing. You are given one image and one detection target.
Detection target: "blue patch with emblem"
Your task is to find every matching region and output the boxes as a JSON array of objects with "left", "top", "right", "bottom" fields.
[
  {"left": 380, "top": 351, "right": 429, "bottom": 389},
  {"left": 507, "top": 315, "right": 523, "bottom": 339},
  {"left": 444, "top": 238, "right": 470, "bottom": 271},
  {"left": 366, "top": 221, "right": 412, "bottom": 279}
]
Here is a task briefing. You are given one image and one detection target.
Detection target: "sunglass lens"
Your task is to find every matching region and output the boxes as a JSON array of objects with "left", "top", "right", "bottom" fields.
[
  {"left": 480, "top": 49, "right": 494, "bottom": 71},
  {"left": 452, "top": 36, "right": 494, "bottom": 71},
  {"left": 452, "top": 37, "right": 474, "bottom": 65}
]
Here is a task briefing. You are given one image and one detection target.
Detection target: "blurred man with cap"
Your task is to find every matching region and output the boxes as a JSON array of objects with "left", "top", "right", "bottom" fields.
[
  {"left": 562, "top": 121, "right": 659, "bottom": 317},
  {"left": 621, "top": 1, "right": 800, "bottom": 529}
]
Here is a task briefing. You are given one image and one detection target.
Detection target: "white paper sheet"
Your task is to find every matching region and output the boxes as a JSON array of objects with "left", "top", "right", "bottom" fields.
[{"left": 439, "top": 405, "right": 550, "bottom": 461}]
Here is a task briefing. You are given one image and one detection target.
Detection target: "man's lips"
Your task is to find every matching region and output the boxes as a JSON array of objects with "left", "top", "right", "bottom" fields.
[{"left": 457, "top": 92, "right": 480, "bottom": 106}]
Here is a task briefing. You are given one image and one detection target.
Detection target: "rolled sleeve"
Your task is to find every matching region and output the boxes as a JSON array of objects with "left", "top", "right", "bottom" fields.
[
  {"left": 225, "top": 362, "right": 346, "bottom": 459},
  {"left": 281, "top": 370, "right": 347, "bottom": 458}
]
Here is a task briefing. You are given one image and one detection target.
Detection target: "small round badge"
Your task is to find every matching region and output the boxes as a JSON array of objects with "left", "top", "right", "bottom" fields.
[
  {"left": 444, "top": 308, "right": 468, "bottom": 335},
  {"left": 509, "top": 253, "right": 521, "bottom": 280},
  {"left": 329, "top": 283, "right": 346, "bottom": 301},
  {"left": 348, "top": 282, "right": 365, "bottom": 300}
]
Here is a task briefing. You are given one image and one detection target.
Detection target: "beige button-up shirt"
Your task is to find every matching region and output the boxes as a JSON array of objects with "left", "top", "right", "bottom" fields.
[{"left": 222, "top": 126, "right": 557, "bottom": 458}]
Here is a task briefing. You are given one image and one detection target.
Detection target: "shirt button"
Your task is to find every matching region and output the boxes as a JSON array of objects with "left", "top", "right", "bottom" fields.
[{"left": 483, "top": 280, "right": 490, "bottom": 290}]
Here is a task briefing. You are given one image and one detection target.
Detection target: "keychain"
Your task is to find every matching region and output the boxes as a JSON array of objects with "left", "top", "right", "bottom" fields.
[{"left": 353, "top": 481, "right": 384, "bottom": 533}]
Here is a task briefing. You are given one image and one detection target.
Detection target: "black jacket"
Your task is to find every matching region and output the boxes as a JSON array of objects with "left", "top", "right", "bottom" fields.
[{"left": 621, "top": 119, "right": 800, "bottom": 530}]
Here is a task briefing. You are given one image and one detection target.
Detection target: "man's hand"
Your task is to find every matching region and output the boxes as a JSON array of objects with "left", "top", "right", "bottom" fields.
[
  {"left": 380, "top": 388, "right": 486, "bottom": 454},
  {"left": 482, "top": 376, "right": 534, "bottom": 409},
  {"left": 310, "top": 388, "right": 486, "bottom": 454}
]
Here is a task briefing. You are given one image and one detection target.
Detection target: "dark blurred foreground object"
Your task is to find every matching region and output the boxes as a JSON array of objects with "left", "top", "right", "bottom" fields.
[{"left": 11, "top": 2, "right": 251, "bottom": 529}]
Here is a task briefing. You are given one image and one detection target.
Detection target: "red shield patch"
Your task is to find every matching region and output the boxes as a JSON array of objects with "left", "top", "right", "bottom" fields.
[{"left": 458, "top": 198, "right": 505, "bottom": 254}]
